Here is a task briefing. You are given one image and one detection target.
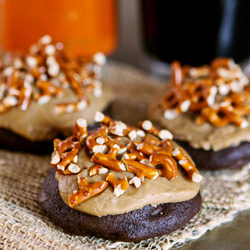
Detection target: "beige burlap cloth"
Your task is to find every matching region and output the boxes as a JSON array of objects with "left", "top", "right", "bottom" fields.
[{"left": 1, "top": 62, "right": 250, "bottom": 250}]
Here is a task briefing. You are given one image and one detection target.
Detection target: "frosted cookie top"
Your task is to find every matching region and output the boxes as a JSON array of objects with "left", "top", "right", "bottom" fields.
[
  {"left": 161, "top": 58, "right": 250, "bottom": 128},
  {"left": 52, "top": 112, "right": 202, "bottom": 216},
  {"left": 0, "top": 35, "right": 106, "bottom": 115}
]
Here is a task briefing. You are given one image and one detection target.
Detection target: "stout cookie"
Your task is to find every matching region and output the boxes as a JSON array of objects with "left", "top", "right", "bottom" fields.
[
  {"left": 149, "top": 58, "right": 250, "bottom": 170},
  {"left": 39, "top": 169, "right": 201, "bottom": 242},
  {"left": 0, "top": 35, "right": 113, "bottom": 153},
  {"left": 39, "top": 112, "right": 202, "bottom": 242}
]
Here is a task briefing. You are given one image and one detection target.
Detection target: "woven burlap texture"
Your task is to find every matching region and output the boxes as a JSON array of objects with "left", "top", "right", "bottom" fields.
[{"left": 1, "top": 62, "right": 250, "bottom": 250}]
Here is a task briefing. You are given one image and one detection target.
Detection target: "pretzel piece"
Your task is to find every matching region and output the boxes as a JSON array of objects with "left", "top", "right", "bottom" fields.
[
  {"left": 197, "top": 106, "right": 249, "bottom": 128},
  {"left": 52, "top": 137, "right": 81, "bottom": 174},
  {"left": 54, "top": 100, "right": 87, "bottom": 114},
  {"left": 172, "top": 147, "right": 202, "bottom": 182},
  {"left": 124, "top": 159, "right": 159, "bottom": 180},
  {"left": 73, "top": 118, "right": 88, "bottom": 143},
  {"left": 95, "top": 111, "right": 112, "bottom": 125},
  {"left": 68, "top": 178, "right": 108, "bottom": 207},
  {"left": 139, "top": 120, "right": 173, "bottom": 140},
  {"left": 91, "top": 152, "right": 126, "bottom": 172},
  {"left": 106, "top": 173, "right": 129, "bottom": 197},
  {"left": 18, "top": 82, "right": 33, "bottom": 111},
  {"left": 36, "top": 80, "right": 63, "bottom": 97},
  {"left": 86, "top": 126, "right": 108, "bottom": 153},
  {"left": 150, "top": 154, "right": 178, "bottom": 180},
  {"left": 89, "top": 164, "right": 108, "bottom": 176}
]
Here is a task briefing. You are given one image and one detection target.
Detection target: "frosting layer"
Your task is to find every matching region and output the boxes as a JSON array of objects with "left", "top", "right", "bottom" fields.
[
  {"left": 56, "top": 145, "right": 200, "bottom": 217},
  {"left": 0, "top": 85, "right": 113, "bottom": 141},
  {"left": 149, "top": 85, "right": 250, "bottom": 151}
]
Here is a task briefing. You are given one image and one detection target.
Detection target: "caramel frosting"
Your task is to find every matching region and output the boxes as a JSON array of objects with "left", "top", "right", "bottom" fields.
[
  {"left": 52, "top": 113, "right": 201, "bottom": 216},
  {"left": 0, "top": 86, "right": 113, "bottom": 141},
  {"left": 0, "top": 35, "right": 113, "bottom": 141},
  {"left": 149, "top": 58, "right": 250, "bottom": 151}
]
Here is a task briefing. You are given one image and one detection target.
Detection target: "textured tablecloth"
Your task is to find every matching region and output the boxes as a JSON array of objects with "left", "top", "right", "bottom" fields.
[{"left": 0, "top": 62, "right": 250, "bottom": 250}]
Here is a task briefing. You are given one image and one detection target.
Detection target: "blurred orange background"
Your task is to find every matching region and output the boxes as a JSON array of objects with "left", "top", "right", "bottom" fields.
[{"left": 0, "top": 0, "right": 117, "bottom": 56}]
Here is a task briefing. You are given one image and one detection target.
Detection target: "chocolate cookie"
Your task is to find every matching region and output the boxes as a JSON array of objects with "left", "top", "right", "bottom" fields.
[
  {"left": 176, "top": 140, "right": 250, "bottom": 170},
  {"left": 0, "top": 105, "right": 112, "bottom": 154},
  {"left": 0, "top": 36, "right": 113, "bottom": 153},
  {"left": 39, "top": 169, "right": 201, "bottom": 242},
  {"left": 149, "top": 58, "right": 250, "bottom": 170},
  {"left": 0, "top": 128, "right": 54, "bottom": 154}
]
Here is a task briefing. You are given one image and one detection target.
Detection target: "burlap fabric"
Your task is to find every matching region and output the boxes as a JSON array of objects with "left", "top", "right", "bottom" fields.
[{"left": 0, "top": 62, "right": 250, "bottom": 250}]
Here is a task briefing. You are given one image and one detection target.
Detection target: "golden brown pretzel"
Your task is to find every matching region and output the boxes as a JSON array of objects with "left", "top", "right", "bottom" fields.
[
  {"left": 150, "top": 153, "right": 178, "bottom": 180},
  {"left": 68, "top": 178, "right": 108, "bottom": 207}
]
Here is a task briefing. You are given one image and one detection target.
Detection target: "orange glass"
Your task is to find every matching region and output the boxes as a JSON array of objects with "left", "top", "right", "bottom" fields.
[{"left": 0, "top": 0, "right": 117, "bottom": 56}]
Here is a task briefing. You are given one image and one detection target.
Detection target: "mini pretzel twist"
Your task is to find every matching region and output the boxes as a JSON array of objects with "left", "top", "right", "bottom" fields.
[
  {"left": 160, "top": 61, "right": 191, "bottom": 120},
  {"left": 51, "top": 119, "right": 88, "bottom": 175},
  {"left": 95, "top": 112, "right": 145, "bottom": 139},
  {"left": 196, "top": 89, "right": 250, "bottom": 128},
  {"left": 66, "top": 71, "right": 89, "bottom": 103},
  {"left": 68, "top": 177, "right": 108, "bottom": 207},
  {"left": 51, "top": 136, "right": 81, "bottom": 175},
  {"left": 184, "top": 80, "right": 217, "bottom": 111},
  {"left": 86, "top": 126, "right": 108, "bottom": 153}
]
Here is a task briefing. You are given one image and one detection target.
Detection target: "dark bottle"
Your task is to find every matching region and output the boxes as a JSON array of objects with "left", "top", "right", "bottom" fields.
[{"left": 141, "top": 0, "right": 250, "bottom": 66}]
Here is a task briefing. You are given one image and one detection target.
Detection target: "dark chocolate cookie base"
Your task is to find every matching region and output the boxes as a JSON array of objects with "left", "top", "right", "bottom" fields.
[
  {"left": 0, "top": 128, "right": 54, "bottom": 154},
  {"left": 176, "top": 140, "right": 250, "bottom": 170},
  {"left": 38, "top": 169, "right": 201, "bottom": 242},
  {"left": 0, "top": 104, "right": 113, "bottom": 154}
]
